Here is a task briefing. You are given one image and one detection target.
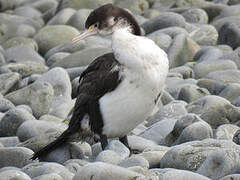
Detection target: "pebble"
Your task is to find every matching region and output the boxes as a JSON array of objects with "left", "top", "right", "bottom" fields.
[
  {"left": 22, "top": 162, "right": 74, "bottom": 180},
  {"left": 0, "top": 169, "right": 31, "bottom": 180},
  {"left": 147, "top": 32, "right": 172, "bottom": 52},
  {"left": 187, "top": 95, "right": 240, "bottom": 128},
  {"left": 5, "top": 45, "right": 45, "bottom": 64},
  {"left": 106, "top": 140, "right": 130, "bottom": 159},
  {"left": 30, "top": 0, "right": 57, "bottom": 13},
  {"left": 233, "top": 129, "right": 240, "bottom": 145},
  {"left": 219, "top": 83, "right": 240, "bottom": 102},
  {"left": 34, "top": 25, "right": 79, "bottom": 55},
  {"left": 35, "top": 67, "right": 74, "bottom": 119},
  {"left": 0, "top": 72, "right": 21, "bottom": 95},
  {"left": 0, "top": 107, "right": 36, "bottom": 136},
  {"left": 32, "top": 173, "right": 64, "bottom": 180},
  {"left": 46, "top": 52, "right": 71, "bottom": 66},
  {"left": 72, "top": 162, "right": 144, "bottom": 180},
  {"left": 47, "top": 8, "right": 76, "bottom": 25},
  {"left": 0, "top": 136, "right": 20, "bottom": 147},
  {"left": 5, "top": 81, "right": 54, "bottom": 118},
  {"left": 2, "top": 37, "right": 38, "bottom": 51},
  {"left": 182, "top": 8, "right": 208, "bottom": 24},
  {"left": 141, "top": 12, "right": 187, "bottom": 34},
  {"left": 197, "top": 78, "right": 226, "bottom": 95},
  {"left": 0, "top": 97, "right": 15, "bottom": 112},
  {"left": 206, "top": 69, "right": 240, "bottom": 84},
  {"left": 66, "top": 0, "right": 113, "bottom": 9},
  {"left": 0, "top": 147, "right": 34, "bottom": 168},
  {"left": 96, "top": 150, "right": 122, "bottom": 165},
  {"left": 215, "top": 124, "right": 240, "bottom": 140},
  {"left": 219, "top": 174, "right": 240, "bottom": 180},
  {"left": 115, "top": 0, "right": 149, "bottom": 15}
]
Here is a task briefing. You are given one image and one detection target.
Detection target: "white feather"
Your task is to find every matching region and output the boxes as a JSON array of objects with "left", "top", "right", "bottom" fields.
[{"left": 99, "top": 29, "right": 169, "bottom": 138}]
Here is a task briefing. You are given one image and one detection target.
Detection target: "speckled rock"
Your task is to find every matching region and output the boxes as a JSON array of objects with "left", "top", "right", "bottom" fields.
[
  {"left": 0, "top": 147, "right": 34, "bottom": 168},
  {"left": 190, "top": 25, "right": 218, "bottom": 46},
  {"left": 197, "top": 149, "right": 240, "bottom": 179},
  {"left": 22, "top": 162, "right": 74, "bottom": 180},
  {"left": 5, "top": 45, "right": 45, "bottom": 64},
  {"left": 66, "top": 9, "right": 92, "bottom": 30},
  {"left": 186, "top": 95, "right": 240, "bottom": 128},
  {"left": 0, "top": 97, "right": 15, "bottom": 112},
  {"left": 0, "top": 169, "right": 31, "bottom": 180},
  {"left": 51, "top": 47, "right": 111, "bottom": 68},
  {"left": 0, "top": 107, "right": 36, "bottom": 136},
  {"left": 5, "top": 81, "right": 54, "bottom": 118},
  {"left": 34, "top": 25, "right": 79, "bottom": 55},
  {"left": 16, "top": 120, "right": 67, "bottom": 141},
  {"left": 141, "top": 12, "right": 187, "bottom": 34},
  {"left": 215, "top": 124, "right": 240, "bottom": 140},
  {"left": 35, "top": 67, "right": 74, "bottom": 119},
  {"left": 0, "top": 72, "right": 21, "bottom": 95},
  {"left": 72, "top": 162, "right": 144, "bottom": 180},
  {"left": 2, "top": 61, "right": 49, "bottom": 78},
  {"left": 2, "top": 37, "right": 38, "bottom": 51},
  {"left": 47, "top": 8, "right": 76, "bottom": 25}
]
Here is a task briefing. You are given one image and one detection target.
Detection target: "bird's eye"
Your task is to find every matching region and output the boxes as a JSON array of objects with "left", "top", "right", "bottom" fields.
[{"left": 94, "top": 23, "right": 98, "bottom": 28}]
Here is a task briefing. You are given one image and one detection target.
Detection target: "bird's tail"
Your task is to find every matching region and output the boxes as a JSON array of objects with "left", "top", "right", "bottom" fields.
[{"left": 31, "top": 128, "right": 73, "bottom": 160}]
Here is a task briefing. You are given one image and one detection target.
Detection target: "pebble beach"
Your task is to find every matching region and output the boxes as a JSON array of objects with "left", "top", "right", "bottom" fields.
[{"left": 0, "top": 0, "right": 240, "bottom": 179}]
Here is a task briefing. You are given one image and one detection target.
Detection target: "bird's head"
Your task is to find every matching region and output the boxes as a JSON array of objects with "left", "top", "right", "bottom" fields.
[{"left": 72, "top": 3, "right": 141, "bottom": 44}]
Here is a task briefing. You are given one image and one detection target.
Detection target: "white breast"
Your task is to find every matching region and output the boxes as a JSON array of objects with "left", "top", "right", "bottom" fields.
[{"left": 99, "top": 29, "right": 169, "bottom": 138}]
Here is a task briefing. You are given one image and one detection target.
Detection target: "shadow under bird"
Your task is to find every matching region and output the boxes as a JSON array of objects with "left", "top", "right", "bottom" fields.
[{"left": 31, "top": 3, "right": 169, "bottom": 160}]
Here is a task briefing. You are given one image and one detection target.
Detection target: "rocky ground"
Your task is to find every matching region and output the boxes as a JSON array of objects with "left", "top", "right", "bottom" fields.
[{"left": 0, "top": 0, "right": 240, "bottom": 179}]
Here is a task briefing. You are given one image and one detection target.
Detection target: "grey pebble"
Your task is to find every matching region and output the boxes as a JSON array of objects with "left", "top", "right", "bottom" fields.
[
  {"left": 119, "top": 155, "right": 149, "bottom": 169},
  {"left": 0, "top": 72, "right": 21, "bottom": 95},
  {"left": 0, "top": 136, "right": 20, "bottom": 147},
  {"left": 206, "top": 69, "right": 240, "bottom": 84},
  {"left": 106, "top": 140, "right": 130, "bottom": 159},
  {"left": 72, "top": 162, "right": 144, "bottom": 180},
  {"left": 5, "top": 81, "right": 54, "bottom": 118},
  {"left": 47, "top": 8, "right": 76, "bottom": 25},
  {"left": 182, "top": 8, "right": 208, "bottom": 24},
  {"left": 219, "top": 174, "right": 240, "bottom": 180},
  {"left": 197, "top": 78, "right": 226, "bottom": 95},
  {"left": 128, "top": 135, "right": 157, "bottom": 153},
  {"left": 219, "top": 83, "right": 240, "bottom": 102},
  {"left": 170, "top": 66, "right": 195, "bottom": 79},
  {"left": 66, "top": 66, "right": 86, "bottom": 81},
  {"left": 232, "top": 129, "right": 240, "bottom": 145},
  {"left": 22, "top": 162, "right": 74, "bottom": 180},
  {"left": 30, "top": 0, "right": 57, "bottom": 13},
  {"left": 96, "top": 150, "right": 123, "bottom": 165},
  {"left": 0, "top": 169, "right": 31, "bottom": 180},
  {"left": 215, "top": 124, "right": 240, "bottom": 140},
  {"left": 0, "top": 97, "right": 15, "bottom": 112},
  {"left": 33, "top": 173, "right": 64, "bottom": 180},
  {"left": 0, "top": 107, "right": 36, "bottom": 136},
  {"left": 2, "top": 37, "right": 38, "bottom": 51},
  {"left": 147, "top": 32, "right": 172, "bottom": 52},
  {"left": 47, "top": 52, "right": 71, "bottom": 66},
  {"left": 141, "top": 12, "right": 187, "bottom": 34},
  {"left": 0, "top": 147, "right": 34, "bottom": 168},
  {"left": 66, "top": 0, "right": 113, "bottom": 9}
]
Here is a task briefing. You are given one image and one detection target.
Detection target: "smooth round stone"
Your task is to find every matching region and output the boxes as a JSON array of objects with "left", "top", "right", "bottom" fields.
[
  {"left": 72, "top": 162, "right": 144, "bottom": 180},
  {"left": 2, "top": 62, "right": 49, "bottom": 78},
  {"left": 22, "top": 162, "right": 74, "bottom": 180},
  {"left": 106, "top": 140, "right": 130, "bottom": 159},
  {"left": 5, "top": 81, "right": 54, "bottom": 118},
  {"left": 14, "top": 6, "right": 43, "bottom": 23},
  {"left": 194, "top": 47, "right": 223, "bottom": 63},
  {"left": 152, "top": 169, "right": 211, "bottom": 180},
  {"left": 0, "top": 107, "right": 36, "bottom": 136},
  {"left": 17, "top": 120, "right": 67, "bottom": 141},
  {"left": 178, "top": 84, "right": 210, "bottom": 103},
  {"left": 143, "top": 9, "right": 161, "bottom": 19},
  {"left": 219, "top": 83, "right": 240, "bottom": 102},
  {"left": 141, "top": 119, "right": 178, "bottom": 144},
  {"left": 186, "top": 95, "right": 240, "bottom": 128},
  {"left": 30, "top": 0, "right": 57, "bottom": 13},
  {"left": 35, "top": 67, "right": 74, "bottom": 119},
  {"left": 160, "top": 139, "right": 240, "bottom": 171},
  {"left": 218, "top": 23, "right": 240, "bottom": 49},
  {"left": 168, "top": 33, "right": 189, "bottom": 68},
  {"left": 167, "top": 114, "right": 213, "bottom": 145},
  {"left": 193, "top": 59, "right": 237, "bottom": 79},
  {"left": 206, "top": 69, "right": 240, "bottom": 84},
  {"left": 66, "top": 67, "right": 86, "bottom": 81},
  {"left": 219, "top": 174, "right": 240, "bottom": 180},
  {"left": 197, "top": 149, "right": 240, "bottom": 179},
  {"left": 34, "top": 25, "right": 79, "bottom": 55},
  {"left": 0, "top": 97, "right": 15, "bottom": 112},
  {"left": 0, "top": 147, "right": 34, "bottom": 168},
  {"left": 2, "top": 37, "right": 38, "bottom": 51},
  {"left": 5, "top": 45, "right": 45, "bottom": 64},
  {"left": 190, "top": 24, "right": 218, "bottom": 46},
  {"left": 64, "top": 159, "right": 89, "bottom": 174},
  {"left": 160, "top": 90, "right": 174, "bottom": 105},
  {"left": 16, "top": 104, "right": 33, "bottom": 114},
  {"left": 47, "top": 8, "right": 76, "bottom": 25},
  {"left": 215, "top": 4, "right": 240, "bottom": 20},
  {"left": 66, "top": 0, "right": 113, "bottom": 9},
  {"left": 0, "top": 136, "right": 20, "bottom": 147},
  {"left": 212, "top": 16, "right": 240, "bottom": 31},
  {"left": 51, "top": 47, "right": 112, "bottom": 68},
  {"left": 147, "top": 32, "right": 172, "bottom": 52},
  {"left": 175, "top": 0, "right": 210, "bottom": 8},
  {"left": 170, "top": 66, "right": 195, "bottom": 79},
  {"left": 66, "top": 9, "right": 92, "bottom": 30},
  {"left": 182, "top": 8, "right": 208, "bottom": 24},
  {"left": 139, "top": 150, "right": 166, "bottom": 168},
  {"left": 119, "top": 155, "right": 149, "bottom": 169},
  {"left": 0, "top": 72, "right": 21, "bottom": 95},
  {"left": 33, "top": 173, "right": 64, "bottom": 180},
  {"left": 0, "top": 0, "right": 26, "bottom": 11},
  {"left": 128, "top": 135, "right": 157, "bottom": 152},
  {"left": 47, "top": 52, "right": 71, "bottom": 66},
  {"left": 215, "top": 124, "right": 240, "bottom": 140},
  {"left": 147, "top": 100, "right": 188, "bottom": 126},
  {"left": 0, "top": 169, "right": 31, "bottom": 180},
  {"left": 96, "top": 150, "right": 122, "bottom": 165},
  {"left": 197, "top": 78, "right": 226, "bottom": 95},
  {"left": 141, "top": 12, "right": 187, "bottom": 34},
  {"left": 115, "top": 0, "right": 149, "bottom": 15},
  {"left": 0, "top": 52, "right": 5, "bottom": 66}
]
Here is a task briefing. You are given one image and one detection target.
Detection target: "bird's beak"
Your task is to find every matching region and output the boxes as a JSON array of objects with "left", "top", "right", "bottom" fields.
[{"left": 72, "top": 28, "right": 98, "bottom": 44}]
